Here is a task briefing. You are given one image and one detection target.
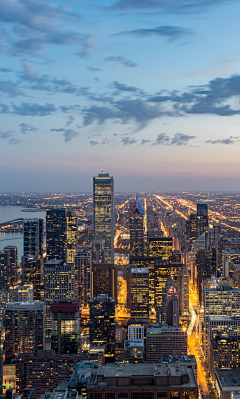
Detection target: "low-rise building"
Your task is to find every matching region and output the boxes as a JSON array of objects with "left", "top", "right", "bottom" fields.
[
  {"left": 87, "top": 362, "right": 198, "bottom": 399},
  {"left": 124, "top": 339, "right": 144, "bottom": 364},
  {"left": 215, "top": 368, "right": 240, "bottom": 399}
]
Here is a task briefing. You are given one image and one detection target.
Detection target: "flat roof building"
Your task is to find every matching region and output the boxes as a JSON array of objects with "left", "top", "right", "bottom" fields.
[{"left": 87, "top": 362, "right": 198, "bottom": 399}]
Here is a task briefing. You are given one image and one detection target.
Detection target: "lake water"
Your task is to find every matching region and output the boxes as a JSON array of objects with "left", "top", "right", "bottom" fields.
[{"left": 0, "top": 205, "right": 46, "bottom": 260}]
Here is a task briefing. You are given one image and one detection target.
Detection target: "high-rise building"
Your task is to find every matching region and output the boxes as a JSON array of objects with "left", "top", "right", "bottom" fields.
[
  {"left": 203, "top": 285, "right": 240, "bottom": 358},
  {"left": 207, "top": 316, "right": 240, "bottom": 363},
  {"left": 190, "top": 214, "right": 197, "bottom": 246},
  {"left": 162, "top": 277, "right": 179, "bottom": 327},
  {"left": 130, "top": 268, "right": 149, "bottom": 319},
  {"left": 50, "top": 301, "right": 79, "bottom": 354},
  {"left": 46, "top": 208, "right": 67, "bottom": 262},
  {"left": 0, "top": 251, "right": 8, "bottom": 290},
  {"left": 90, "top": 294, "right": 115, "bottom": 357},
  {"left": 3, "top": 246, "right": 18, "bottom": 287},
  {"left": 9, "top": 283, "right": 34, "bottom": 302},
  {"left": 23, "top": 219, "right": 44, "bottom": 258},
  {"left": 93, "top": 172, "right": 114, "bottom": 264},
  {"left": 210, "top": 335, "right": 240, "bottom": 374},
  {"left": 149, "top": 235, "right": 173, "bottom": 260},
  {"left": 75, "top": 248, "right": 92, "bottom": 308},
  {"left": 223, "top": 249, "right": 229, "bottom": 277},
  {"left": 5, "top": 302, "right": 45, "bottom": 361},
  {"left": 92, "top": 263, "right": 117, "bottom": 303},
  {"left": 146, "top": 326, "right": 188, "bottom": 362},
  {"left": 22, "top": 256, "right": 42, "bottom": 301},
  {"left": 197, "top": 203, "right": 208, "bottom": 237},
  {"left": 129, "top": 196, "right": 144, "bottom": 258},
  {"left": 66, "top": 211, "right": 77, "bottom": 264},
  {"left": 44, "top": 260, "right": 75, "bottom": 337}
]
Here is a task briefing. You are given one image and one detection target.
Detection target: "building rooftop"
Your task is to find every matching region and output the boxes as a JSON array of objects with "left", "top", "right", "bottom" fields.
[
  {"left": 215, "top": 368, "right": 240, "bottom": 389},
  {"left": 204, "top": 285, "right": 239, "bottom": 292},
  {"left": 6, "top": 301, "right": 44, "bottom": 310},
  {"left": 147, "top": 326, "right": 185, "bottom": 334},
  {"left": 90, "top": 294, "right": 115, "bottom": 303},
  {"left": 208, "top": 316, "right": 238, "bottom": 321},
  {"left": 161, "top": 355, "right": 196, "bottom": 364},
  {"left": 124, "top": 339, "right": 144, "bottom": 348},
  {"left": 131, "top": 267, "right": 149, "bottom": 274},
  {"left": 45, "top": 259, "right": 64, "bottom": 266},
  {"left": 88, "top": 363, "right": 197, "bottom": 389}
]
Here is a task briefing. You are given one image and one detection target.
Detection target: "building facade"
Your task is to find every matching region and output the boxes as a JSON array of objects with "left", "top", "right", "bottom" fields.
[
  {"left": 23, "top": 219, "right": 44, "bottom": 257},
  {"left": 93, "top": 173, "right": 114, "bottom": 264},
  {"left": 66, "top": 211, "right": 77, "bottom": 264},
  {"left": 46, "top": 208, "right": 67, "bottom": 262},
  {"left": 130, "top": 196, "right": 144, "bottom": 258},
  {"left": 130, "top": 268, "right": 149, "bottom": 319},
  {"left": 5, "top": 302, "right": 45, "bottom": 361}
]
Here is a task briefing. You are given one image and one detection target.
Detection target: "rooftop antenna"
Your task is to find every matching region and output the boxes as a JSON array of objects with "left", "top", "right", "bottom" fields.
[{"left": 102, "top": 169, "right": 103, "bottom": 173}]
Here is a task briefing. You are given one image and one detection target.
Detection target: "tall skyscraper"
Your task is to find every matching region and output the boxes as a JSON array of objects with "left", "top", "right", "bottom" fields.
[
  {"left": 5, "top": 302, "right": 45, "bottom": 361},
  {"left": 162, "top": 277, "right": 179, "bottom": 327},
  {"left": 46, "top": 208, "right": 67, "bottom": 262},
  {"left": 90, "top": 294, "right": 115, "bottom": 357},
  {"left": 75, "top": 248, "right": 92, "bottom": 308},
  {"left": 50, "top": 301, "right": 79, "bottom": 354},
  {"left": 197, "top": 203, "right": 208, "bottom": 237},
  {"left": 22, "top": 256, "right": 42, "bottom": 301},
  {"left": 23, "top": 219, "right": 44, "bottom": 257},
  {"left": 44, "top": 260, "right": 75, "bottom": 337},
  {"left": 3, "top": 246, "right": 18, "bottom": 287},
  {"left": 93, "top": 172, "right": 114, "bottom": 264},
  {"left": 66, "top": 211, "right": 77, "bottom": 264},
  {"left": 130, "top": 268, "right": 149, "bottom": 319},
  {"left": 130, "top": 196, "right": 144, "bottom": 258}
]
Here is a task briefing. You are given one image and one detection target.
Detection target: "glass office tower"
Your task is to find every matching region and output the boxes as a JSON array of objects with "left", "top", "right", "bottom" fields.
[
  {"left": 130, "top": 196, "right": 144, "bottom": 258},
  {"left": 93, "top": 172, "right": 114, "bottom": 264},
  {"left": 23, "top": 219, "right": 44, "bottom": 258},
  {"left": 46, "top": 208, "right": 67, "bottom": 262},
  {"left": 66, "top": 211, "right": 77, "bottom": 264}
]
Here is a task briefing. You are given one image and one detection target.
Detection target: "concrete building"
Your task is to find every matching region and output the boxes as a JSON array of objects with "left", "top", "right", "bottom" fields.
[
  {"left": 75, "top": 248, "right": 92, "bottom": 307},
  {"left": 161, "top": 355, "right": 197, "bottom": 380},
  {"left": 128, "top": 325, "right": 144, "bottom": 340},
  {"left": 124, "top": 339, "right": 144, "bottom": 364},
  {"left": 44, "top": 260, "right": 75, "bottom": 337},
  {"left": 146, "top": 326, "right": 188, "bottom": 363},
  {"left": 207, "top": 316, "right": 240, "bottom": 362},
  {"left": 214, "top": 368, "right": 240, "bottom": 399},
  {"left": 15, "top": 351, "right": 100, "bottom": 397},
  {"left": 130, "top": 196, "right": 144, "bottom": 258},
  {"left": 3, "top": 246, "right": 18, "bottom": 287},
  {"left": 50, "top": 301, "right": 79, "bottom": 354},
  {"left": 66, "top": 211, "right": 77, "bottom": 264},
  {"left": 9, "top": 283, "right": 33, "bottom": 302},
  {"left": 210, "top": 336, "right": 240, "bottom": 374},
  {"left": 203, "top": 285, "right": 240, "bottom": 358},
  {"left": 5, "top": 302, "right": 45, "bottom": 361},
  {"left": 87, "top": 362, "right": 198, "bottom": 399}
]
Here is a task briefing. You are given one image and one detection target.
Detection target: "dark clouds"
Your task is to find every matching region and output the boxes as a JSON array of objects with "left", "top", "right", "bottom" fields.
[
  {"left": 63, "top": 129, "right": 79, "bottom": 142},
  {"left": 104, "top": 56, "right": 137, "bottom": 67},
  {"left": 114, "top": 26, "right": 193, "bottom": 41},
  {"left": 113, "top": 81, "right": 139, "bottom": 92}
]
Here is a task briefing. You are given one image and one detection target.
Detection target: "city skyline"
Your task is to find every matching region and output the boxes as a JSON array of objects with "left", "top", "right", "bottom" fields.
[{"left": 1, "top": 1, "right": 240, "bottom": 192}]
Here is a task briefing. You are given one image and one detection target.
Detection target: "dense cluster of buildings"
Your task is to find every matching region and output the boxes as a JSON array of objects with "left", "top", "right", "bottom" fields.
[{"left": 2, "top": 175, "right": 240, "bottom": 399}]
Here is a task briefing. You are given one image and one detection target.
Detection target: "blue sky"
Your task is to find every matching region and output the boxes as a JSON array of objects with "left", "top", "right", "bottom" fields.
[{"left": 1, "top": 0, "right": 240, "bottom": 192}]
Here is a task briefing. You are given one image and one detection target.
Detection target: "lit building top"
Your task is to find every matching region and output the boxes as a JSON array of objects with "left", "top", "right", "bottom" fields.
[{"left": 130, "top": 196, "right": 144, "bottom": 217}]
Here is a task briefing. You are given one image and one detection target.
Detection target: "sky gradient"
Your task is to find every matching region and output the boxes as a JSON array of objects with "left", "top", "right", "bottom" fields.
[{"left": 1, "top": 0, "right": 240, "bottom": 192}]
